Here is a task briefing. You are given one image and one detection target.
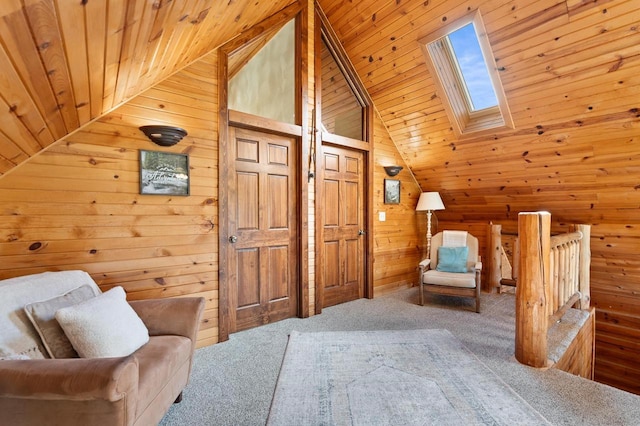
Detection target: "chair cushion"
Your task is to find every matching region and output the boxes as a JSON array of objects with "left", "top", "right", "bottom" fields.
[
  {"left": 24, "top": 284, "right": 97, "bottom": 358},
  {"left": 56, "top": 286, "right": 149, "bottom": 358},
  {"left": 436, "top": 246, "right": 469, "bottom": 273},
  {"left": 423, "top": 270, "right": 476, "bottom": 288}
]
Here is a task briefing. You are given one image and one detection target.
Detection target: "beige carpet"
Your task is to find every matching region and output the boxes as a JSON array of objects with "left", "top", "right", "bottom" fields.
[{"left": 267, "top": 329, "right": 551, "bottom": 426}]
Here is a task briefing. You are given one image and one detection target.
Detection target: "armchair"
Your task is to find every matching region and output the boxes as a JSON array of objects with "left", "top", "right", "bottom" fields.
[
  {"left": 0, "top": 270, "right": 204, "bottom": 426},
  {"left": 418, "top": 231, "right": 482, "bottom": 312}
]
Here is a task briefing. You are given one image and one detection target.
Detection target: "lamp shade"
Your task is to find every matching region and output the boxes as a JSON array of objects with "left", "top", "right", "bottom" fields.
[{"left": 416, "top": 192, "right": 445, "bottom": 211}]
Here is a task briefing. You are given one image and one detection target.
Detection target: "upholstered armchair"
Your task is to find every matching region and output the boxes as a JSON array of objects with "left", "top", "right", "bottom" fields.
[
  {"left": 418, "top": 231, "right": 482, "bottom": 312},
  {"left": 0, "top": 270, "right": 205, "bottom": 426}
]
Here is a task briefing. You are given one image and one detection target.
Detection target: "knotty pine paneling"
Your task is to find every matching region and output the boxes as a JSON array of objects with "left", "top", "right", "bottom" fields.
[
  {"left": 372, "top": 113, "right": 423, "bottom": 296},
  {"left": 0, "top": 52, "right": 220, "bottom": 348},
  {"left": 0, "top": 0, "right": 297, "bottom": 178},
  {"left": 318, "top": 0, "right": 640, "bottom": 395},
  {"left": 0, "top": 0, "right": 636, "bottom": 394}
]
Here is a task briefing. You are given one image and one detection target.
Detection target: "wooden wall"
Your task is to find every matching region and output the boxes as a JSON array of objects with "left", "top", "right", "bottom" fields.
[
  {"left": 372, "top": 112, "right": 423, "bottom": 295},
  {"left": 0, "top": 2, "right": 424, "bottom": 348},
  {"left": 4, "top": 0, "right": 635, "bottom": 396},
  {"left": 0, "top": 52, "right": 220, "bottom": 348}
]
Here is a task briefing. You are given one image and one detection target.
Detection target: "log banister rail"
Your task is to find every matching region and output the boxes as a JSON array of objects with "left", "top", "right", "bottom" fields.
[
  {"left": 514, "top": 212, "right": 592, "bottom": 370},
  {"left": 489, "top": 223, "right": 519, "bottom": 291}
]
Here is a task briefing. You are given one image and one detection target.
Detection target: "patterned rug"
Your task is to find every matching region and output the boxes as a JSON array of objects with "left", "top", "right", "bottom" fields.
[{"left": 267, "top": 329, "right": 551, "bottom": 425}]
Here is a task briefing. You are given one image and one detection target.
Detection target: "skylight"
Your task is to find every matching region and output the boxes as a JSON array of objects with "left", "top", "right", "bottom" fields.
[
  {"left": 419, "top": 10, "right": 513, "bottom": 137},
  {"left": 447, "top": 23, "right": 498, "bottom": 112}
]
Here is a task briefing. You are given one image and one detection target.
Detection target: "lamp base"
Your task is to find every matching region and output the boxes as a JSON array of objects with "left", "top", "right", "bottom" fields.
[{"left": 426, "top": 210, "right": 433, "bottom": 257}]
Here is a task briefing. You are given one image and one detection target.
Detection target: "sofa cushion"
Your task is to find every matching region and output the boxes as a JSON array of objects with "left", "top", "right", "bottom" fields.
[
  {"left": 134, "top": 335, "right": 192, "bottom": 419},
  {"left": 56, "top": 286, "right": 149, "bottom": 358},
  {"left": 0, "top": 271, "right": 101, "bottom": 359},
  {"left": 24, "top": 284, "right": 97, "bottom": 358}
]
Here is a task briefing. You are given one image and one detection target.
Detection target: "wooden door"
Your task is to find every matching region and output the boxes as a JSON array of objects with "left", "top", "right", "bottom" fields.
[
  {"left": 227, "top": 126, "right": 298, "bottom": 332},
  {"left": 321, "top": 144, "right": 365, "bottom": 308}
]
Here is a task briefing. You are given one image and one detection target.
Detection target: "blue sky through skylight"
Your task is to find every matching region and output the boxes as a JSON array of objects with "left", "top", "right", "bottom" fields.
[{"left": 448, "top": 23, "right": 498, "bottom": 111}]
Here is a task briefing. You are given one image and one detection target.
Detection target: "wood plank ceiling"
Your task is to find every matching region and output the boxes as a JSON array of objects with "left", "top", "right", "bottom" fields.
[
  {"left": 316, "top": 0, "right": 639, "bottom": 223},
  {"left": 0, "top": 0, "right": 296, "bottom": 176}
]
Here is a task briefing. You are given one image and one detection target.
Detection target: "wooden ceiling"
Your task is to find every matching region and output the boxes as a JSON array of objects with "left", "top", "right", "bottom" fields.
[
  {"left": 0, "top": 0, "right": 638, "bottom": 224},
  {"left": 318, "top": 0, "right": 639, "bottom": 223},
  {"left": 0, "top": 0, "right": 294, "bottom": 176}
]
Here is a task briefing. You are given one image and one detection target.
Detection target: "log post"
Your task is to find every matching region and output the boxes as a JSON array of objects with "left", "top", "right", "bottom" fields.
[
  {"left": 571, "top": 224, "right": 591, "bottom": 310},
  {"left": 515, "top": 211, "right": 551, "bottom": 368},
  {"left": 489, "top": 223, "right": 502, "bottom": 293}
]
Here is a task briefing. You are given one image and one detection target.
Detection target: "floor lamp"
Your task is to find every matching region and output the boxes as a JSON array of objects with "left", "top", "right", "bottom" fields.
[{"left": 416, "top": 192, "right": 445, "bottom": 256}]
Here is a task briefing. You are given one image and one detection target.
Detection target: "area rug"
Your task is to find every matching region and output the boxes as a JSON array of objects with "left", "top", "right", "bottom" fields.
[{"left": 267, "top": 329, "right": 551, "bottom": 425}]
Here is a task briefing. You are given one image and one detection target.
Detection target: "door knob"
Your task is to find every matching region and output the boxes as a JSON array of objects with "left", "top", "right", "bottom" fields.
[
  {"left": 358, "top": 229, "right": 366, "bottom": 236},
  {"left": 229, "top": 235, "right": 238, "bottom": 243}
]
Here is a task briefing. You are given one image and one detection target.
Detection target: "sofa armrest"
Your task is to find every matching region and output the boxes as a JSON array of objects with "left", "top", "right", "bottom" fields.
[
  {"left": 129, "top": 297, "right": 205, "bottom": 343},
  {"left": 0, "top": 356, "right": 138, "bottom": 402},
  {"left": 475, "top": 261, "right": 483, "bottom": 271}
]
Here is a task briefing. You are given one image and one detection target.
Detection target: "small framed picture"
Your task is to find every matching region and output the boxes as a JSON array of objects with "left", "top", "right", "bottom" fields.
[
  {"left": 384, "top": 179, "right": 400, "bottom": 204},
  {"left": 139, "top": 150, "right": 190, "bottom": 196}
]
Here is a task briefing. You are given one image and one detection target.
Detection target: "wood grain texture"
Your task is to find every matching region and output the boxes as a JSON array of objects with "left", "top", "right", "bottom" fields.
[
  {"left": 0, "top": 52, "right": 220, "bottom": 348},
  {"left": 0, "top": 0, "right": 297, "bottom": 177},
  {"left": 0, "top": 0, "right": 637, "bottom": 395},
  {"left": 318, "top": 0, "right": 640, "bottom": 395}
]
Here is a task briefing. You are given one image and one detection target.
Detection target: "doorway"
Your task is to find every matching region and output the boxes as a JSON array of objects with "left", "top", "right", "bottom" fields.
[
  {"left": 320, "top": 144, "right": 365, "bottom": 308},
  {"left": 218, "top": 3, "right": 309, "bottom": 342},
  {"left": 226, "top": 127, "right": 299, "bottom": 332}
]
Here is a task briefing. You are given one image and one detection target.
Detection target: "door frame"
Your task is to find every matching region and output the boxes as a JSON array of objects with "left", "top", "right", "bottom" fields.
[
  {"left": 314, "top": 7, "right": 374, "bottom": 314},
  {"left": 218, "top": 2, "right": 309, "bottom": 342}
]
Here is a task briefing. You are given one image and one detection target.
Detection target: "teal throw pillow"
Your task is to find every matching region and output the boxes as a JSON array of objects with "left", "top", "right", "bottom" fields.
[{"left": 436, "top": 246, "right": 469, "bottom": 273}]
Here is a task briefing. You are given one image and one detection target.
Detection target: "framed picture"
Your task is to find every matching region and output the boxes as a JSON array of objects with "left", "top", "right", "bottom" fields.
[
  {"left": 139, "top": 150, "right": 190, "bottom": 196},
  {"left": 384, "top": 179, "right": 400, "bottom": 204}
]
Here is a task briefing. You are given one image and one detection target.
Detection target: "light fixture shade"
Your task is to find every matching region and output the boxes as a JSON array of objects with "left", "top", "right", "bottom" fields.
[
  {"left": 416, "top": 191, "right": 445, "bottom": 211},
  {"left": 139, "top": 125, "right": 187, "bottom": 147},
  {"left": 383, "top": 165, "right": 403, "bottom": 176}
]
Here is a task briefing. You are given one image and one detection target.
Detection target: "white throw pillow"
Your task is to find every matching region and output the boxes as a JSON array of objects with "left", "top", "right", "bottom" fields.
[{"left": 55, "top": 286, "right": 149, "bottom": 358}]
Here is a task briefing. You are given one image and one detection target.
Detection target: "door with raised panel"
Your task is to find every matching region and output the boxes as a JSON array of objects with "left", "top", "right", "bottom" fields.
[
  {"left": 227, "top": 126, "right": 298, "bottom": 332},
  {"left": 321, "top": 144, "right": 365, "bottom": 308}
]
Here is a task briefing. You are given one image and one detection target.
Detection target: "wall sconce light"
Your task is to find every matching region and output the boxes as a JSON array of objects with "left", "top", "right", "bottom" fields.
[
  {"left": 383, "top": 165, "right": 403, "bottom": 176},
  {"left": 139, "top": 125, "right": 188, "bottom": 147}
]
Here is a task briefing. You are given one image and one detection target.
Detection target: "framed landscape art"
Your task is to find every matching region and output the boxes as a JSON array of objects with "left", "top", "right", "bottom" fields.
[{"left": 139, "top": 150, "right": 190, "bottom": 196}]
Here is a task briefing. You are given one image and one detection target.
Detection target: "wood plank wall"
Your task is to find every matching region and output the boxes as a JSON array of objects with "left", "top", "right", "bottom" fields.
[
  {"left": 372, "top": 113, "right": 423, "bottom": 295},
  {"left": 0, "top": 2, "right": 424, "bottom": 348},
  {"left": 0, "top": 52, "right": 220, "bottom": 348}
]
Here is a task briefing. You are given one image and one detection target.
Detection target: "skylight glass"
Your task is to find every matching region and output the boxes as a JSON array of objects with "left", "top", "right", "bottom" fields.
[{"left": 447, "top": 23, "right": 498, "bottom": 111}]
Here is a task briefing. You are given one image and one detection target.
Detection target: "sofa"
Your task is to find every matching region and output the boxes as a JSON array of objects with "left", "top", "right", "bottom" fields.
[{"left": 0, "top": 270, "right": 205, "bottom": 426}]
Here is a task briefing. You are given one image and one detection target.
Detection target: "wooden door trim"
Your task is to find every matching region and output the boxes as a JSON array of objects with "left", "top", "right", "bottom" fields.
[
  {"left": 321, "top": 132, "right": 370, "bottom": 151},
  {"left": 218, "top": 4, "right": 309, "bottom": 342},
  {"left": 229, "top": 110, "right": 303, "bottom": 138}
]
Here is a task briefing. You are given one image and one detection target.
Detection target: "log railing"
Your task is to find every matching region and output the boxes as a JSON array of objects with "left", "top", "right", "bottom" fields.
[
  {"left": 514, "top": 212, "right": 591, "bottom": 369},
  {"left": 489, "top": 223, "right": 519, "bottom": 291}
]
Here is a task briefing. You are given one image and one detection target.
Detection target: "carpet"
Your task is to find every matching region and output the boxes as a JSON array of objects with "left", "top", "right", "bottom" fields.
[{"left": 267, "top": 329, "right": 551, "bottom": 426}]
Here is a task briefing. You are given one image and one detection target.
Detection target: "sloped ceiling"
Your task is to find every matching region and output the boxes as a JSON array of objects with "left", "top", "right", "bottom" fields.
[
  {"left": 0, "top": 0, "right": 295, "bottom": 176},
  {"left": 1, "top": 0, "right": 638, "bottom": 225},
  {"left": 317, "top": 0, "right": 640, "bottom": 223}
]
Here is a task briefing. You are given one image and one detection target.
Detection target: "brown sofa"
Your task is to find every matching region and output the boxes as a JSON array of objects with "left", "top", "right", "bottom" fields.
[{"left": 0, "top": 271, "right": 205, "bottom": 426}]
